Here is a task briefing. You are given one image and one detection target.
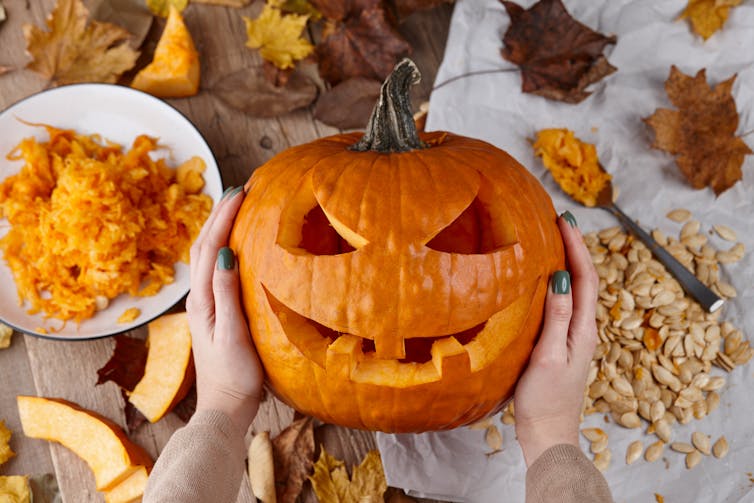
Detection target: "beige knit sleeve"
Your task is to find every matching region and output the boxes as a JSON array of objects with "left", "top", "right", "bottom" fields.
[
  {"left": 525, "top": 444, "right": 614, "bottom": 503},
  {"left": 143, "top": 409, "right": 253, "bottom": 503}
]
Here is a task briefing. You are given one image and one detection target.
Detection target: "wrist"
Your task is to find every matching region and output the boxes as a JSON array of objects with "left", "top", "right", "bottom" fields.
[
  {"left": 196, "top": 394, "right": 259, "bottom": 436},
  {"left": 516, "top": 420, "right": 579, "bottom": 467}
]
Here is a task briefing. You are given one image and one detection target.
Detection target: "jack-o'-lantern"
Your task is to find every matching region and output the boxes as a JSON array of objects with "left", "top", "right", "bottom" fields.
[{"left": 229, "top": 59, "right": 564, "bottom": 432}]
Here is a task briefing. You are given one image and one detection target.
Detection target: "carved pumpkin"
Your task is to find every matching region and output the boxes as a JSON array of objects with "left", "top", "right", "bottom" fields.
[{"left": 230, "top": 60, "right": 564, "bottom": 432}]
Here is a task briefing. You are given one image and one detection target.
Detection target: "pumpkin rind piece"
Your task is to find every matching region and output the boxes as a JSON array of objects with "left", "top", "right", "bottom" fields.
[
  {"left": 16, "top": 396, "right": 153, "bottom": 491},
  {"left": 128, "top": 312, "right": 195, "bottom": 423},
  {"left": 131, "top": 6, "right": 199, "bottom": 98},
  {"left": 103, "top": 465, "right": 150, "bottom": 503}
]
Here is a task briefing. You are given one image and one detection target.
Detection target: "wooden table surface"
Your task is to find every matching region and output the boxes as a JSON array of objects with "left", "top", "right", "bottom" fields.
[{"left": 0, "top": 1, "right": 453, "bottom": 501}]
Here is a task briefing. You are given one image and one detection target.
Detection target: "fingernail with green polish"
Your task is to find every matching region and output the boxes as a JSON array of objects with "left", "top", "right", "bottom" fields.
[
  {"left": 227, "top": 186, "right": 243, "bottom": 199},
  {"left": 561, "top": 211, "right": 578, "bottom": 228},
  {"left": 217, "top": 247, "right": 235, "bottom": 270},
  {"left": 551, "top": 270, "right": 571, "bottom": 294},
  {"left": 221, "top": 186, "right": 236, "bottom": 200}
]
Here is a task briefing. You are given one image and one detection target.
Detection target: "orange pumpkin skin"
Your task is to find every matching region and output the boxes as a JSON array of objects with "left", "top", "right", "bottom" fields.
[{"left": 230, "top": 129, "right": 564, "bottom": 433}]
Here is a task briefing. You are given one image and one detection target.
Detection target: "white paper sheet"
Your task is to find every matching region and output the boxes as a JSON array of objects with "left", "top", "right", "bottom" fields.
[{"left": 377, "top": 1, "right": 754, "bottom": 501}]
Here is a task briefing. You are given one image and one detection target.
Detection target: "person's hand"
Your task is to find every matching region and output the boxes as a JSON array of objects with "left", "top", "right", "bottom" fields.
[
  {"left": 186, "top": 186, "right": 264, "bottom": 435},
  {"left": 514, "top": 212, "right": 599, "bottom": 467}
]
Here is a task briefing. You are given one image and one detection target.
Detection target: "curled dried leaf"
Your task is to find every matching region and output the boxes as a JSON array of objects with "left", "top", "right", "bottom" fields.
[
  {"left": 314, "top": 77, "right": 382, "bottom": 129},
  {"left": 249, "top": 432, "right": 276, "bottom": 503},
  {"left": 212, "top": 67, "right": 317, "bottom": 117},
  {"left": 272, "top": 416, "right": 315, "bottom": 503}
]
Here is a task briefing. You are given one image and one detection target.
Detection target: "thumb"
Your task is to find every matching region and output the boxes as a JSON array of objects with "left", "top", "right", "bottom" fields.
[
  {"left": 212, "top": 247, "right": 247, "bottom": 342},
  {"left": 532, "top": 271, "right": 573, "bottom": 364}
]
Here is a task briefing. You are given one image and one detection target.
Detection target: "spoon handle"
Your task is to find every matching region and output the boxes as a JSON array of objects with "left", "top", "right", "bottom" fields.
[{"left": 606, "top": 203, "right": 724, "bottom": 313}]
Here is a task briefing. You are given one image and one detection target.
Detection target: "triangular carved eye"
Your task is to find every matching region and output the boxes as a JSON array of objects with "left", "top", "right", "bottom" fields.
[
  {"left": 427, "top": 189, "right": 515, "bottom": 253},
  {"left": 298, "top": 205, "right": 355, "bottom": 256}
]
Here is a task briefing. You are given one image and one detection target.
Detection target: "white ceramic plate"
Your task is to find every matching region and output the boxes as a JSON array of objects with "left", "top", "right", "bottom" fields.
[{"left": 0, "top": 84, "right": 222, "bottom": 340}]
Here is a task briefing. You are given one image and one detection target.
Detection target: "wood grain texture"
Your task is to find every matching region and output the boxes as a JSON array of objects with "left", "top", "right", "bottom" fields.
[{"left": 0, "top": 1, "right": 453, "bottom": 502}]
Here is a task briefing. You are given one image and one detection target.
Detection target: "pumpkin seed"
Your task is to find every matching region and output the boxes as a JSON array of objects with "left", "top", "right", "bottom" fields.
[
  {"left": 680, "top": 220, "right": 701, "bottom": 238},
  {"left": 712, "top": 436, "right": 729, "bottom": 459},
  {"left": 468, "top": 418, "right": 492, "bottom": 430},
  {"left": 619, "top": 412, "right": 641, "bottom": 429},
  {"left": 671, "top": 442, "right": 695, "bottom": 454},
  {"left": 713, "top": 224, "right": 737, "bottom": 242},
  {"left": 501, "top": 412, "right": 515, "bottom": 425},
  {"left": 666, "top": 209, "right": 691, "bottom": 222},
  {"left": 685, "top": 450, "right": 702, "bottom": 469},
  {"left": 591, "top": 435, "right": 609, "bottom": 454},
  {"left": 594, "top": 449, "right": 611, "bottom": 472},
  {"left": 626, "top": 441, "right": 643, "bottom": 465},
  {"left": 581, "top": 428, "right": 607, "bottom": 443},
  {"left": 485, "top": 426, "right": 503, "bottom": 452},
  {"left": 692, "top": 432, "right": 711, "bottom": 455},
  {"left": 650, "top": 401, "right": 666, "bottom": 423},
  {"left": 644, "top": 441, "right": 664, "bottom": 462},
  {"left": 654, "top": 419, "right": 672, "bottom": 443},
  {"left": 715, "top": 281, "right": 737, "bottom": 298}
]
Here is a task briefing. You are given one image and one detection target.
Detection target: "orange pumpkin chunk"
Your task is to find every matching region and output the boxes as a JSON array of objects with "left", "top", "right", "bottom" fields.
[{"left": 131, "top": 6, "right": 200, "bottom": 98}]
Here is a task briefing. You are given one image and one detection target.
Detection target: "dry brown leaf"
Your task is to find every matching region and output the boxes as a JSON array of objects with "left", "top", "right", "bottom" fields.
[
  {"left": 315, "top": 0, "right": 411, "bottom": 86},
  {"left": 272, "top": 0, "right": 322, "bottom": 19},
  {"left": 385, "top": 487, "right": 419, "bottom": 503},
  {"left": 681, "top": 0, "right": 742, "bottom": 40},
  {"left": 271, "top": 416, "right": 315, "bottom": 503},
  {"left": 90, "top": 0, "right": 153, "bottom": 48},
  {"left": 309, "top": 449, "right": 387, "bottom": 503},
  {"left": 388, "top": 0, "right": 454, "bottom": 19},
  {"left": 314, "top": 77, "right": 381, "bottom": 129},
  {"left": 212, "top": 67, "right": 317, "bottom": 117},
  {"left": 501, "top": 0, "right": 617, "bottom": 103},
  {"left": 23, "top": 0, "right": 139, "bottom": 85},
  {"left": 96, "top": 335, "right": 148, "bottom": 391},
  {"left": 644, "top": 66, "right": 752, "bottom": 195}
]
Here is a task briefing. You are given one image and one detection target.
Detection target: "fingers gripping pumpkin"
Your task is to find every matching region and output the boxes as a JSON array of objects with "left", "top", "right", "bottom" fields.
[{"left": 230, "top": 59, "right": 564, "bottom": 432}]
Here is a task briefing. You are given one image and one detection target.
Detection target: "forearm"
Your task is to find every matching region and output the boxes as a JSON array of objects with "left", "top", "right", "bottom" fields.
[
  {"left": 143, "top": 409, "right": 247, "bottom": 503},
  {"left": 525, "top": 444, "right": 614, "bottom": 503}
]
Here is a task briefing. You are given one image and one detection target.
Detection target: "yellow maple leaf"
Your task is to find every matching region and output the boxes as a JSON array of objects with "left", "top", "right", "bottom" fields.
[
  {"left": 243, "top": 4, "right": 314, "bottom": 70},
  {"left": 0, "top": 420, "right": 15, "bottom": 467},
  {"left": 0, "top": 323, "right": 12, "bottom": 349},
  {"left": 681, "top": 0, "right": 742, "bottom": 40},
  {"left": 146, "top": 0, "right": 189, "bottom": 17},
  {"left": 23, "top": 0, "right": 139, "bottom": 85},
  {"left": 309, "top": 449, "right": 387, "bottom": 503}
]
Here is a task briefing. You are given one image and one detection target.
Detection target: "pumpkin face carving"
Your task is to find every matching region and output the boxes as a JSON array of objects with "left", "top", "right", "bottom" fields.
[{"left": 229, "top": 60, "right": 564, "bottom": 432}]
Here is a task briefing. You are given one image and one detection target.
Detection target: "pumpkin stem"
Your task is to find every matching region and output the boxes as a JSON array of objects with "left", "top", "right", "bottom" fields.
[{"left": 351, "top": 58, "right": 427, "bottom": 153}]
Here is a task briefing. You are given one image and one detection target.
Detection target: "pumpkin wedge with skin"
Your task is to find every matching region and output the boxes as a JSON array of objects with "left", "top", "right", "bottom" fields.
[
  {"left": 16, "top": 396, "right": 153, "bottom": 491},
  {"left": 128, "top": 312, "right": 195, "bottom": 423},
  {"left": 131, "top": 6, "right": 199, "bottom": 98},
  {"left": 230, "top": 59, "right": 565, "bottom": 432},
  {"left": 103, "top": 465, "right": 149, "bottom": 503}
]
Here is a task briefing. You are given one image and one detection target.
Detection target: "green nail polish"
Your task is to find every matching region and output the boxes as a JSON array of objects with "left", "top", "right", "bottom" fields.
[
  {"left": 217, "top": 247, "right": 235, "bottom": 270},
  {"left": 221, "top": 186, "right": 236, "bottom": 199},
  {"left": 551, "top": 270, "right": 571, "bottom": 294},
  {"left": 561, "top": 211, "right": 578, "bottom": 228},
  {"left": 227, "top": 186, "right": 243, "bottom": 199}
]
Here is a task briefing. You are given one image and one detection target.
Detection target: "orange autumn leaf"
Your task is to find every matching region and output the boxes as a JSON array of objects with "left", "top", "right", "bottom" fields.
[
  {"left": 644, "top": 66, "right": 752, "bottom": 196},
  {"left": 23, "top": 0, "right": 139, "bottom": 85},
  {"left": 681, "top": 0, "right": 742, "bottom": 40},
  {"left": 533, "top": 128, "right": 611, "bottom": 207}
]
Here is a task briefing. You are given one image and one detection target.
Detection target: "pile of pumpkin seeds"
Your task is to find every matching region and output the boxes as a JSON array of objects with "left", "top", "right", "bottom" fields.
[
  {"left": 580, "top": 209, "right": 749, "bottom": 471},
  {"left": 478, "top": 210, "right": 750, "bottom": 473}
]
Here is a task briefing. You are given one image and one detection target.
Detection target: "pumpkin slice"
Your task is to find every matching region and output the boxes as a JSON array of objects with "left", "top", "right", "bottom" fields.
[
  {"left": 16, "top": 396, "right": 153, "bottom": 491},
  {"left": 131, "top": 6, "right": 200, "bottom": 98},
  {"left": 128, "top": 312, "right": 195, "bottom": 423},
  {"left": 103, "top": 465, "right": 149, "bottom": 503}
]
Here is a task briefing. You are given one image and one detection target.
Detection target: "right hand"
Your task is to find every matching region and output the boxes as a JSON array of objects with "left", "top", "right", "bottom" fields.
[
  {"left": 186, "top": 187, "right": 264, "bottom": 435},
  {"left": 513, "top": 212, "right": 600, "bottom": 467}
]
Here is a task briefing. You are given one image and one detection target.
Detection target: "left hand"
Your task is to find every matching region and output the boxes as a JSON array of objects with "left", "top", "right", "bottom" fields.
[{"left": 186, "top": 187, "right": 264, "bottom": 435}]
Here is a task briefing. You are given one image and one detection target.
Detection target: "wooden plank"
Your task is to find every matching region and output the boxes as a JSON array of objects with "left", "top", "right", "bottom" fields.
[{"left": 0, "top": 334, "right": 56, "bottom": 477}]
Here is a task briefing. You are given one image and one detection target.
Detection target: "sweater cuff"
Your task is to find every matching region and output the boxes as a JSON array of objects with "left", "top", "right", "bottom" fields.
[
  {"left": 529, "top": 444, "right": 588, "bottom": 470},
  {"left": 187, "top": 409, "right": 247, "bottom": 457}
]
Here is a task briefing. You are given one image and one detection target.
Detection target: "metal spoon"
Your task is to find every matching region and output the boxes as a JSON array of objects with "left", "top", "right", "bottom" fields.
[{"left": 590, "top": 179, "right": 724, "bottom": 313}]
